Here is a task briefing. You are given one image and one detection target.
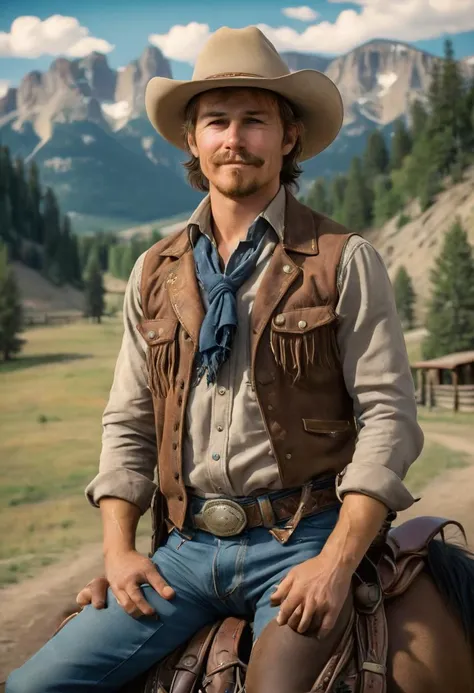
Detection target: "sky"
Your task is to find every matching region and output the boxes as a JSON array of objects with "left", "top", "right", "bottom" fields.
[{"left": 1, "top": 0, "right": 474, "bottom": 96}]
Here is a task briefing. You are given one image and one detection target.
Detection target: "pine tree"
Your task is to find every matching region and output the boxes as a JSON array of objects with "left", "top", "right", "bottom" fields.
[
  {"left": 328, "top": 175, "right": 347, "bottom": 223},
  {"left": 422, "top": 219, "right": 474, "bottom": 359},
  {"left": 373, "top": 177, "right": 403, "bottom": 226},
  {"left": 27, "top": 161, "right": 43, "bottom": 245},
  {"left": 306, "top": 178, "right": 330, "bottom": 215},
  {"left": 120, "top": 243, "right": 136, "bottom": 280},
  {"left": 108, "top": 243, "right": 123, "bottom": 279},
  {"left": 342, "top": 158, "right": 371, "bottom": 231},
  {"left": 419, "top": 168, "right": 440, "bottom": 212},
  {"left": 390, "top": 119, "right": 412, "bottom": 170},
  {"left": 409, "top": 100, "right": 427, "bottom": 141},
  {"left": 42, "top": 187, "right": 62, "bottom": 283},
  {"left": 393, "top": 266, "right": 416, "bottom": 329},
  {"left": 84, "top": 253, "right": 105, "bottom": 324},
  {"left": 363, "top": 130, "right": 389, "bottom": 180},
  {"left": 0, "top": 243, "right": 24, "bottom": 361}
]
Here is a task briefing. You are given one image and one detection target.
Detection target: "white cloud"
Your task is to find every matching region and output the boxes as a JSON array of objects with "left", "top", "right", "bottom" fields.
[
  {"left": 0, "top": 15, "right": 114, "bottom": 59},
  {"left": 257, "top": 0, "right": 474, "bottom": 54},
  {"left": 282, "top": 6, "right": 319, "bottom": 21},
  {"left": 142, "top": 1, "right": 473, "bottom": 66},
  {"left": 0, "top": 80, "right": 10, "bottom": 98},
  {"left": 149, "top": 23, "right": 211, "bottom": 64}
]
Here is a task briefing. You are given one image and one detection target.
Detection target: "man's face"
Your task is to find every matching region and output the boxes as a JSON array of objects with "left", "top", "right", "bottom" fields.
[{"left": 188, "top": 88, "right": 297, "bottom": 199}]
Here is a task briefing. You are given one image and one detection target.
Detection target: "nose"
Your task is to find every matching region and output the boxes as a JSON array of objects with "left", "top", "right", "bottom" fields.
[{"left": 224, "top": 121, "right": 245, "bottom": 150}]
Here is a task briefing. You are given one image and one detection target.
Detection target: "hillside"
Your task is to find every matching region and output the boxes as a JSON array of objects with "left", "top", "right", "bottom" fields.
[
  {"left": 12, "top": 262, "right": 84, "bottom": 317},
  {"left": 368, "top": 167, "right": 474, "bottom": 322}
]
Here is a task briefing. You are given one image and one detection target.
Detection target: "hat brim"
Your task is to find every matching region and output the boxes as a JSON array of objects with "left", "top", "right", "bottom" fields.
[{"left": 145, "top": 70, "right": 343, "bottom": 162}]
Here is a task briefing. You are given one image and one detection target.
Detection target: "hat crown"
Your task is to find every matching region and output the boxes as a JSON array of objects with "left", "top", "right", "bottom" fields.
[{"left": 192, "top": 26, "right": 290, "bottom": 81}]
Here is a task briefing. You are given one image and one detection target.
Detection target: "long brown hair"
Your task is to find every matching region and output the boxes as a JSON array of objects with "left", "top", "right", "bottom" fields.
[{"left": 181, "top": 87, "right": 304, "bottom": 192}]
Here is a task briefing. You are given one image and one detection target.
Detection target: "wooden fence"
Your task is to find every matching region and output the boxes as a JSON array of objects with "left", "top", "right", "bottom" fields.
[{"left": 429, "top": 383, "right": 474, "bottom": 412}]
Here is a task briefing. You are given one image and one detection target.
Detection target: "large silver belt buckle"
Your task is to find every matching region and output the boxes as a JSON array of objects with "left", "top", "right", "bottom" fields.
[{"left": 200, "top": 499, "right": 248, "bottom": 537}]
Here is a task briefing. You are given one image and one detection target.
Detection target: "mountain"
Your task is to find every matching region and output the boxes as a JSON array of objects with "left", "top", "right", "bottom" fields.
[{"left": 1, "top": 39, "right": 472, "bottom": 229}]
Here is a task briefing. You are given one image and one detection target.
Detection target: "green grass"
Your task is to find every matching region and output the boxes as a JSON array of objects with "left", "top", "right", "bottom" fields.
[
  {"left": 405, "top": 441, "right": 470, "bottom": 494},
  {"left": 417, "top": 409, "right": 474, "bottom": 426},
  {"left": 0, "top": 318, "right": 151, "bottom": 587}
]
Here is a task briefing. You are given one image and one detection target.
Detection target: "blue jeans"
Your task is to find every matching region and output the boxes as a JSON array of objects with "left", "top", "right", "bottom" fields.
[{"left": 6, "top": 484, "right": 340, "bottom": 693}]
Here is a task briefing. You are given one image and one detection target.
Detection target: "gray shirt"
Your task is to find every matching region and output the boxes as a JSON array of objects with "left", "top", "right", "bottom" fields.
[{"left": 85, "top": 186, "right": 424, "bottom": 514}]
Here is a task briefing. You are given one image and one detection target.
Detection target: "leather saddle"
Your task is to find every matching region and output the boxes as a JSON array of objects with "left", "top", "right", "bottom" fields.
[{"left": 54, "top": 515, "right": 467, "bottom": 693}]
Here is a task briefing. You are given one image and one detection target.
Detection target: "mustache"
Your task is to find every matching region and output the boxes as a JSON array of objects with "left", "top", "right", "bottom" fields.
[{"left": 213, "top": 151, "right": 264, "bottom": 167}]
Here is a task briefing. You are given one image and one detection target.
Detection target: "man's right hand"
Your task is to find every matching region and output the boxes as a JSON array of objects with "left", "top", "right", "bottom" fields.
[{"left": 76, "top": 550, "right": 175, "bottom": 619}]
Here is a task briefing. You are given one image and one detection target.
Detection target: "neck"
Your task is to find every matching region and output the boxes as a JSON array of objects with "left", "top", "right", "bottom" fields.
[{"left": 209, "top": 179, "right": 281, "bottom": 246}]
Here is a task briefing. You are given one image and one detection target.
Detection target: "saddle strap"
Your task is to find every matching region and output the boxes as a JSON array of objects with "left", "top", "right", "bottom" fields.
[
  {"left": 355, "top": 601, "right": 388, "bottom": 693},
  {"left": 202, "top": 617, "right": 249, "bottom": 693},
  {"left": 167, "top": 621, "right": 222, "bottom": 693}
]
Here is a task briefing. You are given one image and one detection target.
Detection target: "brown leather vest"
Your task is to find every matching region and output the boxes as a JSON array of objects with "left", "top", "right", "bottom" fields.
[{"left": 137, "top": 191, "right": 358, "bottom": 529}]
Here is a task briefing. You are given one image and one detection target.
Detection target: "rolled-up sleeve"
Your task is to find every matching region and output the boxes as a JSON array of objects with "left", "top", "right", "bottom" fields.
[
  {"left": 335, "top": 235, "right": 424, "bottom": 511},
  {"left": 84, "top": 252, "right": 157, "bottom": 515}
]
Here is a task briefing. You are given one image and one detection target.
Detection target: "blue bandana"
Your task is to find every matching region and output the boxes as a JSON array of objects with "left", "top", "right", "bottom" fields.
[{"left": 193, "top": 215, "right": 269, "bottom": 386}]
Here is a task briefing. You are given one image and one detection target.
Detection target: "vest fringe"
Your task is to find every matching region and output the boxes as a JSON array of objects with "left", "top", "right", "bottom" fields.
[
  {"left": 270, "top": 325, "right": 340, "bottom": 383},
  {"left": 146, "top": 340, "right": 178, "bottom": 398}
]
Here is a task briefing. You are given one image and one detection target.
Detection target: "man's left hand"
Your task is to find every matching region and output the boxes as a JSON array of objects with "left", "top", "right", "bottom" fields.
[{"left": 270, "top": 552, "right": 353, "bottom": 636}]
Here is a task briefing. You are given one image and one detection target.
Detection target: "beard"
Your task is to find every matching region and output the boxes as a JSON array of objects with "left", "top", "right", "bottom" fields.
[{"left": 213, "top": 168, "right": 262, "bottom": 199}]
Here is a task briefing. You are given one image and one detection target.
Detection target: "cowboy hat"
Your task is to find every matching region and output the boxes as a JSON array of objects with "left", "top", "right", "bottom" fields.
[{"left": 145, "top": 26, "right": 343, "bottom": 161}]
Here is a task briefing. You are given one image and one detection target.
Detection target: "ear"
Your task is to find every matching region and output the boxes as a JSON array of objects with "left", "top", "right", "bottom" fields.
[{"left": 187, "top": 131, "right": 199, "bottom": 158}]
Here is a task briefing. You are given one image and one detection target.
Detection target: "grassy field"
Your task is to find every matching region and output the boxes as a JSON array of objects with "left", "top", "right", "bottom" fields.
[
  {"left": 0, "top": 320, "right": 472, "bottom": 587},
  {"left": 0, "top": 318, "right": 151, "bottom": 587}
]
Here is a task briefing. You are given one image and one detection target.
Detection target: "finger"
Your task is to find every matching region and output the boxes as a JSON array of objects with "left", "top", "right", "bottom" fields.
[
  {"left": 90, "top": 578, "right": 109, "bottom": 609},
  {"left": 145, "top": 567, "right": 175, "bottom": 600},
  {"left": 270, "top": 576, "right": 292, "bottom": 605},
  {"left": 316, "top": 611, "right": 337, "bottom": 640},
  {"left": 115, "top": 589, "right": 142, "bottom": 618},
  {"left": 127, "top": 584, "right": 156, "bottom": 617},
  {"left": 76, "top": 587, "right": 92, "bottom": 607},
  {"left": 286, "top": 604, "right": 304, "bottom": 632},
  {"left": 297, "top": 598, "right": 319, "bottom": 634},
  {"left": 277, "top": 592, "right": 303, "bottom": 626}
]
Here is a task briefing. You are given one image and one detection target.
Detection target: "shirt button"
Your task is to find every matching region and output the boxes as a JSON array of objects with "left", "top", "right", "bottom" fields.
[
  {"left": 282, "top": 264, "right": 292, "bottom": 274},
  {"left": 285, "top": 453, "right": 292, "bottom": 459},
  {"left": 147, "top": 330, "right": 156, "bottom": 339},
  {"left": 298, "top": 320, "right": 307, "bottom": 329},
  {"left": 274, "top": 314, "right": 285, "bottom": 326},
  {"left": 212, "top": 453, "right": 221, "bottom": 461},
  {"left": 268, "top": 404, "right": 273, "bottom": 411},
  {"left": 217, "top": 425, "right": 223, "bottom": 432},
  {"left": 218, "top": 387, "right": 226, "bottom": 395}
]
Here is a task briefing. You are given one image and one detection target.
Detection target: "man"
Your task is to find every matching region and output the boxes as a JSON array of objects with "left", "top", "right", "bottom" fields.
[{"left": 6, "top": 26, "right": 423, "bottom": 693}]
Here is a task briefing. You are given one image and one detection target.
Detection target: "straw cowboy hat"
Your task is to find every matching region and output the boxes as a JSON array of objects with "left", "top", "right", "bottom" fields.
[{"left": 145, "top": 26, "right": 343, "bottom": 162}]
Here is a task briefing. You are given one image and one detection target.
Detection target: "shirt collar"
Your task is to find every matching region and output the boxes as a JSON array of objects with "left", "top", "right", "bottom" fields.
[{"left": 187, "top": 185, "right": 286, "bottom": 246}]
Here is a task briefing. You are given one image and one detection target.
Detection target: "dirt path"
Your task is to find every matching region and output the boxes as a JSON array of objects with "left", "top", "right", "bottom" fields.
[{"left": 1, "top": 426, "right": 473, "bottom": 683}]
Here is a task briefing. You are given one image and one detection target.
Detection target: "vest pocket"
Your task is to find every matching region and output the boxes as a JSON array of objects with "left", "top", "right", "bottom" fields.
[
  {"left": 137, "top": 318, "right": 179, "bottom": 398},
  {"left": 270, "top": 305, "right": 339, "bottom": 383},
  {"left": 302, "top": 419, "right": 353, "bottom": 437}
]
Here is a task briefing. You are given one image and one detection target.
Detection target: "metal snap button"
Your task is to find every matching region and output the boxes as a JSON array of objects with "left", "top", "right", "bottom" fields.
[
  {"left": 274, "top": 314, "right": 285, "bottom": 325},
  {"left": 218, "top": 387, "right": 226, "bottom": 395},
  {"left": 282, "top": 264, "right": 292, "bottom": 274},
  {"left": 298, "top": 320, "right": 307, "bottom": 329},
  {"left": 212, "top": 453, "right": 221, "bottom": 461},
  {"left": 147, "top": 330, "right": 156, "bottom": 339},
  {"left": 285, "top": 453, "right": 292, "bottom": 459}
]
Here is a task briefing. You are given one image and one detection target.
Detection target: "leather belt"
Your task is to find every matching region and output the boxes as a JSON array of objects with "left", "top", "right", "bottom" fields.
[{"left": 189, "top": 484, "right": 339, "bottom": 537}]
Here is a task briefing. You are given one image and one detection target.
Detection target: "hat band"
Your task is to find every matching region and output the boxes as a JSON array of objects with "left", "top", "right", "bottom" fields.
[{"left": 204, "top": 72, "right": 263, "bottom": 80}]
